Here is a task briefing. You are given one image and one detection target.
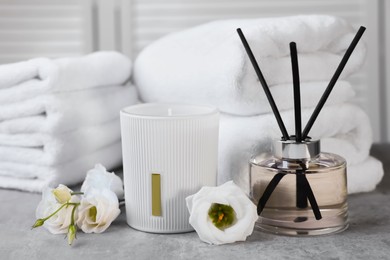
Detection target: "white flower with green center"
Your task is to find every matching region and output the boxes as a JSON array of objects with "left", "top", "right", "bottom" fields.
[
  {"left": 186, "top": 181, "right": 258, "bottom": 245},
  {"left": 77, "top": 188, "right": 120, "bottom": 233}
]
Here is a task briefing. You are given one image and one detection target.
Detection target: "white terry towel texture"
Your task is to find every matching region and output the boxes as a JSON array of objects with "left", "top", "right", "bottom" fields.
[
  {"left": 0, "top": 118, "right": 120, "bottom": 165},
  {"left": 0, "top": 142, "right": 122, "bottom": 192},
  {"left": 134, "top": 15, "right": 366, "bottom": 116},
  {"left": 218, "top": 103, "right": 383, "bottom": 194},
  {"left": 0, "top": 51, "right": 131, "bottom": 104},
  {"left": 0, "top": 85, "right": 138, "bottom": 134},
  {"left": 0, "top": 51, "right": 137, "bottom": 192},
  {"left": 348, "top": 157, "right": 384, "bottom": 194}
]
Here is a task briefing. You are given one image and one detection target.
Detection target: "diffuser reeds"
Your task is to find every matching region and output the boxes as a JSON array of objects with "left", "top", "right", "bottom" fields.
[{"left": 237, "top": 27, "right": 365, "bottom": 141}]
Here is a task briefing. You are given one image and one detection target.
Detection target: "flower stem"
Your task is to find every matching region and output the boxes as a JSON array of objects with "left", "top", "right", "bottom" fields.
[
  {"left": 43, "top": 202, "right": 80, "bottom": 221},
  {"left": 67, "top": 203, "right": 79, "bottom": 246},
  {"left": 42, "top": 203, "right": 68, "bottom": 221},
  {"left": 71, "top": 192, "right": 84, "bottom": 195},
  {"left": 68, "top": 203, "right": 80, "bottom": 206},
  {"left": 70, "top": 204, "right": 78, "bottom": 225}
]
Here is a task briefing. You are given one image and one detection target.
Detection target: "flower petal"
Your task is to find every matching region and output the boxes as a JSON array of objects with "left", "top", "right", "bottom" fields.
[
  {"left": 81, "top": 164, "right": 124, "bottom": 199},
  {"left": 186, "top": 181, "right": 258, "bottom": 245}
]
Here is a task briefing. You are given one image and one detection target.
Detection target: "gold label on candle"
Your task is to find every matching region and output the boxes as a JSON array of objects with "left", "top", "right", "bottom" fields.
[{"left": 151, "top": 173, "right": 162, "bottom": 216}]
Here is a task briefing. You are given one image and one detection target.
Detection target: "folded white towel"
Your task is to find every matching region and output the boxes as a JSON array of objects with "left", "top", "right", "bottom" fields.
[
  {"left": 0, "top": 119, "right": 120, "bottom": 165},
  {"left": 0, "top": 142, "right": 122, "bottom": 192},
  {"left": 348, "top": 156, "right": 384, "bottom": 194},
  {"left": 218, "top": 103, "right": 376, "bottom": 194},
  {"left": 0, "top": 51, "right": 131, "bottom": 104},
  {"left": 0, "top": 85, "right": 138, "bottom": 134},
  {"left": 134, "top": 15, "right": 365, "bottom": 116},
  {"left": 0, "top": 59, "right": 41, "bottom": 89}
]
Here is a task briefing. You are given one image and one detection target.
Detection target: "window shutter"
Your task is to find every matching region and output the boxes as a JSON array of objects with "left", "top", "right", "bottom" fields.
[
  {"left": 0, "top": 0, "right": 92, "bottom": 64},
  {"left": 131, "top": 0, "right": 367, "bottom": 53}
]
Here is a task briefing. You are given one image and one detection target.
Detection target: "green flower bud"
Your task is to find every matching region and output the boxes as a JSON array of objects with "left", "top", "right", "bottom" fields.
[
  {"left": 31, "top": 219, "right": 45, "bottom": 229},
  {"left": 67, "top": 224, "right": 77, "bottom": 246},
  {"left": 208, "top": 203, "right": 237, "bottom": 230}
]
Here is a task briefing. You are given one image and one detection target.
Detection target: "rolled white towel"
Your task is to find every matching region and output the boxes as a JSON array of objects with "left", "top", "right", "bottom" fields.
[
  {"left": 0, "top": 51, "right": 132, "bottom": 103},
  {"left": 134, "top": 15, "right": 365, "bottom": 116},
  {"left": 0, "top": 142, "right": 122, "bottom": 192},
  {"left": 348, "top": 156, "right": 384, "bottom": 194},
  {"left": 0, "top": 119, "right": 121, "bottom": 165},
  {"left": 134, "top": 80, "right": 354, "bottom": 116},
  {"left": 262, "top": 81, "right": 355, "bottom": 115},
  {"left": 218, "top": 103, "right": 374, "bottom": 193},
  {"left": 0, "top": 85, "right": 138, "bottom": 134}
]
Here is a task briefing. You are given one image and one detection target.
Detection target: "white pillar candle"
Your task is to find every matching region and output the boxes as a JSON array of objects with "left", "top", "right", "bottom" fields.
[{"left": 120, "top": 103, "right": 219, "bottom": 233}]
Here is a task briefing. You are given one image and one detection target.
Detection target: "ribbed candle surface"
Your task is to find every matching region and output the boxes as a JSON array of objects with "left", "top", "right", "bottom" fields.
[{"left": 121, "top": 103, "right": 219, "bottom": 233}]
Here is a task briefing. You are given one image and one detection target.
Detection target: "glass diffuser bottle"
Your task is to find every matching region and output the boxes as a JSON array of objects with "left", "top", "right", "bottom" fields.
[
  {"left": 237, "top": 26, "right": 365, "bottom": 236},
  {"left": 249, "top": 138, "right": 348, "bottom": 236}
]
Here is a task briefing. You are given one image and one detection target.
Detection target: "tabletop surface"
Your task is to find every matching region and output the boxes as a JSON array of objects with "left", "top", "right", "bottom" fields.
[{"left": 1, "top": 144, "right": 389, "bottom": 260}]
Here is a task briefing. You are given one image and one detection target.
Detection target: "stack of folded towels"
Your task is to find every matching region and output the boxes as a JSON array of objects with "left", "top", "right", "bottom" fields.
[
  {"left": 134, "top": 15, "right": 384, "bottom": 194},
  {"left": 0, "top": 51, "right": 138, "bottom": 192}
]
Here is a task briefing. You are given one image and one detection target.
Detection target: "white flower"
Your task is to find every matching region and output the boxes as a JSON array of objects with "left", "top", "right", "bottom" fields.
[
  {"left": 52, "top": 184, "right": 72, "bottom": 204},
  {"left": 81, "top": 164, "right": 124, "bottom": 199},
  {"left": 36, "top": 185, "right": 79, "bottom": 234},
  {"left": 186, "top": 181, "right": 258, "bottom": 245},
  {"left": 77, "top": 188, "right": 120, "bottom": 233}
]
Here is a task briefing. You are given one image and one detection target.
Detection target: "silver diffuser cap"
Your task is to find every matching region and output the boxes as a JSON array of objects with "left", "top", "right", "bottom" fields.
[{"left": 273, "top": 138, "right": 320, "bottom": 159}]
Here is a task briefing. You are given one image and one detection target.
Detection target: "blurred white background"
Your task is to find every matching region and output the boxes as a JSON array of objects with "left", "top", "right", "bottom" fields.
[{"left": 0, "top": 0, "right": 388, "bottom": 142}]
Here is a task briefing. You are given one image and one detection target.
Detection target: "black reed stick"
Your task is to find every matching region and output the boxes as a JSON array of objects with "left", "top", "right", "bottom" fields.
[
  {"left": 302, "top": 26, "right": 366, "bottom": 139},
  {"left": 290, "top": 42, "right": 307, "bottom": 208},
  {"left": 301, "top": 174, "right": 322, "bottom": 220},
  {"left": 257, "top": 173, "right": 286, "bottom": 215},
  {"left": 237, "top": 28, "right": 290, "bottom": 140},
  {"left": 290, "top": 42, "right": 302, "bottom": 142},
  {"left": 296, "top": 173, "right": 308, "bottom": 208}
]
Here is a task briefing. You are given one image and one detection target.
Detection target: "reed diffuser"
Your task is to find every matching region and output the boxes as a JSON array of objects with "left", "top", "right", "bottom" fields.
[{"left": 237, "top": 26, "right": 365, "bottom": 236}]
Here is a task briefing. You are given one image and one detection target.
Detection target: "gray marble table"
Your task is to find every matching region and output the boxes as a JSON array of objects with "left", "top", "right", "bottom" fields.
[{"left": 1, "top": 144, "right": 390, "bottom": 260}]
